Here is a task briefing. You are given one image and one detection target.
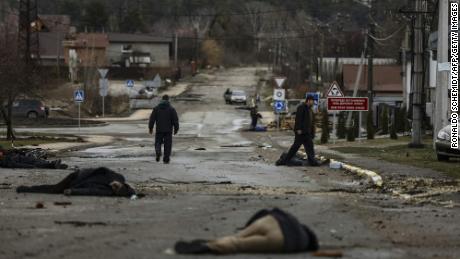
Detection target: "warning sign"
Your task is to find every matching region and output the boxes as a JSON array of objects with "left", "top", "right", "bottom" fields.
[{"left": 327, "top": 81, "right": 344, "bottom": 97}]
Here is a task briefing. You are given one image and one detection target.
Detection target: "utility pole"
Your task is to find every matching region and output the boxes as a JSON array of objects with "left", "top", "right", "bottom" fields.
[
  {"left": 409, "top": 0, "right": 426, "bottom": 148},
  {"left": 433, "top": 0, "right": 450, "bottom": 148},
  {"left": 367, "top": 23, "right": 375, "bottom": 111}
]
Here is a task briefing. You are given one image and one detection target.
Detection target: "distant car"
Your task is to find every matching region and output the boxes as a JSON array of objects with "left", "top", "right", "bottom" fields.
[
  {"left": 435, "top": 124, "right": 460, "bottom": 161},
  {"left": 230, "top": 90, "right": 247, "bottom": 105},
  {"left": 7, "top": 99, "right": 49, "bottom": 119}
]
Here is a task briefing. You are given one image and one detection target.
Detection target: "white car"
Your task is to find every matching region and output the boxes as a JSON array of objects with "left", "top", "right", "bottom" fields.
[
  {"left": 230, "top": 90, "right": 247, "bottom": 105},
  {"left": 435, "top": 124, "right": 460, "bottom": 161}
]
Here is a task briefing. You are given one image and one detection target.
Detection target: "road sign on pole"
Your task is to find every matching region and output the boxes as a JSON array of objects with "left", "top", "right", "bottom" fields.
[
  {"left": 74, "top": 90, "right": 84, "bottom": 103},
  {"left": 126, "top": 79, "right": 135, "bottom": 88},
  {"left": 98, "top": 68, "right": 109, "bottom": 78},
  {"left": 306, "top": 92, "right": 320, "bottom": 112},
  {"left": 274, "top": 89, "right": 285, "bottom": 101},
  {"left": 327, "top": 97, "right": 369, "bottom": 111},
  {"left": 327, "top": 81, "right": 344, "bottom": 97},
  {"left": 274, "top": 77, "right": 286, "bottom": 88},
  {"left": 274, "top": 100, "right": 286, "bottom": 113}
]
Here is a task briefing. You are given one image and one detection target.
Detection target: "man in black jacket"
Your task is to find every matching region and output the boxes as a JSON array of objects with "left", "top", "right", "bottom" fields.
[
  {"left": 281, "top": 95, "right": 319, "bottom": 166},
  {"left": 149, "top": 95, "right": 179, "bottom": 164}
]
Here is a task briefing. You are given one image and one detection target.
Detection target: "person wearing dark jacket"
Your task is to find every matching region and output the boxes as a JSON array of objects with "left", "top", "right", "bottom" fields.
[
  {"left": 279, "top": 95, "right": 319, "bottom": 166},
  {"left": 174, "top": 208, "right": 319, "bottom": 254},
  {"left": 149, "top": 95, "right": 179, "bottom": 164},
  {"left": 16, "top": 167, "right": 136, "bottom": 197}
]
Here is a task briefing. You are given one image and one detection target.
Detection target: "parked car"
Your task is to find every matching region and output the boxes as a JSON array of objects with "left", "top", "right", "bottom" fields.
[
  {"left": 435, "top": 124, "right": 460, "bottom": 161},
  {"left": 230, "top": 90, "right": 247, "bottom": 105},
  {"left": 11, "top": 99, "right": 49, "bottom": 119}
]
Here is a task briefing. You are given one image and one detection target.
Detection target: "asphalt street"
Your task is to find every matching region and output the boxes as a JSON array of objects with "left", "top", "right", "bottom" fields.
[{"left": 1, "top": 68, "right": 459, "bottom": 259}]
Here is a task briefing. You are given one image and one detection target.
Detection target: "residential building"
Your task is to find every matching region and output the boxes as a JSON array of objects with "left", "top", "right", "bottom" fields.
[{"left": 107, "top": 33, "right": 172, "bottom": 68}]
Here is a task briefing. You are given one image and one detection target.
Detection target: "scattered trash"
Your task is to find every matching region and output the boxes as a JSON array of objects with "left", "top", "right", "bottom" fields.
[
  {"left": 35, "top": 202, "right": 45, "bottom": 209},
  {"left": 54, "top": 221, "right": 107, "bottom": 227},
  {"left": 329, "top": 161, "right": 342, "bottom": 169}
]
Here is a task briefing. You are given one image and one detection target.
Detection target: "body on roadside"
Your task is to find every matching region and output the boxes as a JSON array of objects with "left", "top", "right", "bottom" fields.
[
  {"left": 148, "top": 95, "right": 179, "bottom": 164},
  {"left": 16, "top": 167, "right": 135, "bottom": 197},
  {"left": 279, "top": 95, "right": 319, "bottom": 166},
  {"left": 175, "top": 208, "right": 319, "bottom": 254}
]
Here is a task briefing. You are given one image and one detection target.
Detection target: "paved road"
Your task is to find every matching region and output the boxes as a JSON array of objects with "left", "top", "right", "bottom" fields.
[{"left": 1, "top": 67, "right": 459, "bottom": 259}]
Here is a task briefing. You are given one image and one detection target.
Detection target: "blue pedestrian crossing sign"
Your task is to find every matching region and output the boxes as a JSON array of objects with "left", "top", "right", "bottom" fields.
[
  {"left": 274, "top": 100, "right": 285, "bottom": 113},
  {"left": 306, "top": 92, "right": 320, "bottom": 112},
  {"left": 126, "top": 79, "right": 135, "bottom": 88},
  {"left": 74, "top": 90, "right": 85, "bottom": 103}
]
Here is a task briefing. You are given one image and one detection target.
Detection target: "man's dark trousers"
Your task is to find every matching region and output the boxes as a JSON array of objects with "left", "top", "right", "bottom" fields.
[
  {"left": 155, "top": 132, "right": 173, "bottom": 162},
  {"left": 284, "top": 133, "right": 316, "bottom": 165}
]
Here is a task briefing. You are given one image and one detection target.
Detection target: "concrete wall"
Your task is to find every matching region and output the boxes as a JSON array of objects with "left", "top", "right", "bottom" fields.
[{"left": 107, "top": 43, "right": 170, "bottom": 67}]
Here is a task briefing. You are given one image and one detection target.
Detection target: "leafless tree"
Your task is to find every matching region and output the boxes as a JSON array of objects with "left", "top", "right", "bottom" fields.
[
  {"left": 243, "top": 1, "right": 273, "bottom": 54},
  {"left": 0, "top": 13, "right": 41, "bottom": 140}
]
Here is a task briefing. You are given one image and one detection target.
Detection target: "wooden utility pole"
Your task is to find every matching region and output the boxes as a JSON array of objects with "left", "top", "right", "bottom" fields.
[
  {"left": 409, "top": 0, "right": 426, "bottom": 148},
  {"left": 433, "top": 0, "right": 450, "bottom": 147}
]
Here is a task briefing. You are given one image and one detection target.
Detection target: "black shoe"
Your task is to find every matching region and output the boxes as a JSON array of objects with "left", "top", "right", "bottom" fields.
[
  {"left": 174, "top": 240, "right": 211, "bottom": 254},
  {"left": 156, "top": 154, "right": 161, "bottom": 162},
  {"left": 163, "top": 158, "right": 170, "bottom": 164}
]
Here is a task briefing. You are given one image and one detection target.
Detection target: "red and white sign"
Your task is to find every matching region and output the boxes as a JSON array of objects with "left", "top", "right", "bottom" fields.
[
  {"left": 274, "top": 77, "right": 286, "bottom": 88},
  {"left": 327, "top": 97, "right": 369, "bottom": 111},
  {"left": 327, "top": 81, "right": 344, "bottom": 97}
]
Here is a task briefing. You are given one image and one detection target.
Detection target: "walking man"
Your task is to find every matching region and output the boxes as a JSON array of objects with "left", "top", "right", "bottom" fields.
[
  {"left": 149, "top": 95, "right": 179, "bottom": 164},
  {"left": 281, "top": 95, "right": 319, "bottom": 166}
]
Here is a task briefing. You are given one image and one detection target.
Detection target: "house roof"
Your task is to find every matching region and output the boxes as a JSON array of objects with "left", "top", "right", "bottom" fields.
[
  {"left": 37, "top": 15, "right": 71, "bottom": 33},
  {"left": 39, "top": 32, "right": 66, "bottom": 58},
  {"left": 342, "top": 64, "right": 403, "bottom": 92},
  {"left": 63, "top": 33, "right": 109, "bottom": 48},
  {"left": 108, "top": 33, "right": 172, "bottom": 44}
]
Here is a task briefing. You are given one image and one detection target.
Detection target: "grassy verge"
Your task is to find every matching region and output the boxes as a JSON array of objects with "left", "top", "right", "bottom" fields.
[
  {"left": 0, "top": 133, "right": 82, "bottom": 149},
  {"left": 331, "top": 144, "right": 460, "bottom": 178}
]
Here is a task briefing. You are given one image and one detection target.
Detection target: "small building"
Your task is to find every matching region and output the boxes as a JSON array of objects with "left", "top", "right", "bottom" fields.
[
  {"left": 62, "top": 33, "right": 109, "bottom": 68},
  {"left": 342, "top": 64, "right": 403, "bottom": 108},
  {"left": 107, "top": 33, "right": 172, "bottom": 68},
  {"left": 34, "top": 15, "right": 71, "bottom": 67}
]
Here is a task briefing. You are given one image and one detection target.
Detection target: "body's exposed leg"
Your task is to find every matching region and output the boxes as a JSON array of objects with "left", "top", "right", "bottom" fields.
[{"left": 207, "top": 215, "right": 284, "bottom": 254}]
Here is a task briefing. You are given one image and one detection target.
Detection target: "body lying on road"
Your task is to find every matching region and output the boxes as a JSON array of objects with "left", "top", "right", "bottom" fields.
[
  {"left": 16, "top": 167, "right": 136, "bottom": 197},
  {"left": 174, "top": 208, "right": 318, "bottom": 254},
  {"left": 0, "top": 146, "right": 67, "bottom": 169}
]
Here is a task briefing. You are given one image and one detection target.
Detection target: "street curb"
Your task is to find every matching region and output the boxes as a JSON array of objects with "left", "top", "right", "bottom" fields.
[{"left": 299, "top": 152, "right": 384, "bottom": 187}]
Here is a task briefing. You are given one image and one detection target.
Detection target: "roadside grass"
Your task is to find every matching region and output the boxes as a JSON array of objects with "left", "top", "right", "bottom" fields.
[
  {"left": 331, "top": 144, "right": 460, "bottom": 178},
  {"left": 0, "top": 132, "right": 82, "bottom": 150},
  {"left": 0, "top": 139, "right": 62, "bottom": 149}
]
